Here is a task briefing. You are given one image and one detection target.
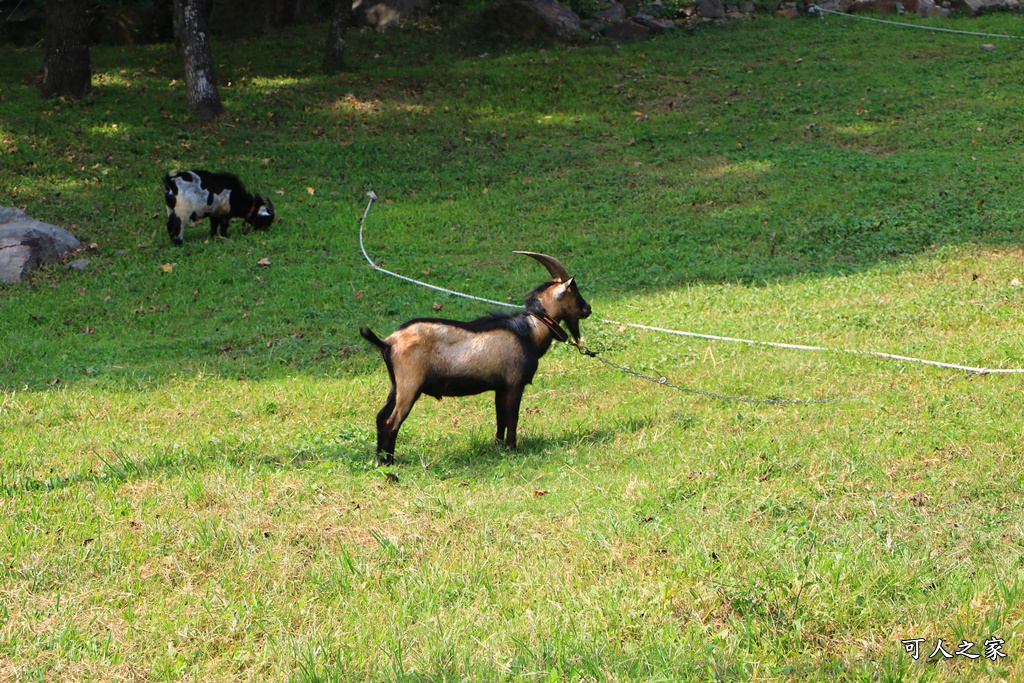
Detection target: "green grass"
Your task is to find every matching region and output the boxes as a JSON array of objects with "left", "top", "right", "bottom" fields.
[{"left": 3, "top": 9, "right": 1024, "bottom": 681}]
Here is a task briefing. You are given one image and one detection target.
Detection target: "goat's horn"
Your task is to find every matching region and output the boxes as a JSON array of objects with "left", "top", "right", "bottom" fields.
[{"left": 513, "top": 251, "right": 570, "bottom": 282}]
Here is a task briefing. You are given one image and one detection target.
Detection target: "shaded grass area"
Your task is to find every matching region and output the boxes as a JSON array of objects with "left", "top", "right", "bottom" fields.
[{"left": 2, "top": 10, "right": 1024, "bottom": 682}]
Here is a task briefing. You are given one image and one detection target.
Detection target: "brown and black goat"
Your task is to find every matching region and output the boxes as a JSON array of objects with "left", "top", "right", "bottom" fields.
[{"left": 360, "top": 252, "right": 591, "bottom": 464}]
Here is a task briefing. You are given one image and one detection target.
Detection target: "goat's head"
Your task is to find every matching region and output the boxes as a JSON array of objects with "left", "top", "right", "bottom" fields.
[
  {"left": 516, "top": 251, "right": 591, "bottom": 343},
  {"left": 248, "top": 195, "right": 275, "bottom": 231}
]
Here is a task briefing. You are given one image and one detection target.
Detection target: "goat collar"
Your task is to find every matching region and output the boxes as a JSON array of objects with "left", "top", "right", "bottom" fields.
[{"left": 530, "top": 311, "right": 569, "bottom": 343}]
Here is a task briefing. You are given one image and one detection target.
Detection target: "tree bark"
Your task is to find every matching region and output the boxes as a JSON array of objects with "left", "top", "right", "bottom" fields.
[
  {"left": 172, "top": 0, "right": 224, "bottom": 122},
  {"left": 322, "top": 0, "right": 352, "bottom": 74},
  {"left": 41, "top": 0, "right": 91, "bottom": 99}
]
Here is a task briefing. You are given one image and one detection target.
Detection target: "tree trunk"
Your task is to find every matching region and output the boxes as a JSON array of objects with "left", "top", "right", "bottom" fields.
[
  {"left": 322, "top": 0, "right": 352, "bottom": 74},
  {"left": 41, "top": 0, "right": 91, "bottom": 99},
  {"left": 172, "top": 0, "right": 224, "bottom": 122}
]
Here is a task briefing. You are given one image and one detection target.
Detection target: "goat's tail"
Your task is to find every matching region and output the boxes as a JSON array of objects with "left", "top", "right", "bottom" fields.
[{"left": 360, "top": 327, "right": 389, "bottom": 351}]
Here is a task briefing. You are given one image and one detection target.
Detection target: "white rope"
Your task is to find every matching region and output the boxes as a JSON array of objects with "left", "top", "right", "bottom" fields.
[
  {"left": 358, "top": 192, "right": 518, "bottom": 309},
  {"left": 601, "top": 320, "right": 1024, "bottom": 375},
  {"left": 811, "top": 5, "right": 1024, "bottom": 40},
  {"left": 357, "top": 193, "right": 1024, "bottom": 376}
]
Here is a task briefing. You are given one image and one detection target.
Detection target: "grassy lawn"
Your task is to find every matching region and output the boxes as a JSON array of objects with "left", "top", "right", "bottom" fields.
[{"left": 2, "top": 9, "right": 1024, "bottom": 681}]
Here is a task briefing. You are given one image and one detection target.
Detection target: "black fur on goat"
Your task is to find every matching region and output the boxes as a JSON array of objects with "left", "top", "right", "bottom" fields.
[
  {"left": 164, "top": 170, "right": 274, "bottom": 245},
  {"left": 360, "top": 252, "right": 591, "bottom": 464}
]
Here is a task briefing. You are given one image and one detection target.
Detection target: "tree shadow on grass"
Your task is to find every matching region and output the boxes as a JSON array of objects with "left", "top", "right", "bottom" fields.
[
  {"left": 412, "top": 427, "right": 617, "bottom": 474},
  {"left": 1, "top": 426, "right": 617, "bottom": 499}
]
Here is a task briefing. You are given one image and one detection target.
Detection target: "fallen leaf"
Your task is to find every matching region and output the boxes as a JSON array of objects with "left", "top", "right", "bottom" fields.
[
  {"left": 533, "top": 489, "right": 549, "bottom": 497},
  {"left": 432, "top": 303, "right": 443, "bottom": 312},
  {"left": 306, "top": 186, "right": 315, "bottom": 195},
  {"left": 160, "top": 262, "right": 176, "bottom": 273},
  {"left": 275, "top": 188, "right": 285, "bottom": 195},
  {"left": 384, "top": 472, "right": 399, "bottom": 484},
  {"left": 257, "top": 258, "right": 271, "bottom": 267}
]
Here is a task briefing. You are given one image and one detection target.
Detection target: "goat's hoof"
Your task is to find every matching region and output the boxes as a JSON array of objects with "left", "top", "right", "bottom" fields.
[{"left": 378, "top": 454, "right": 395, "bottom": 466}]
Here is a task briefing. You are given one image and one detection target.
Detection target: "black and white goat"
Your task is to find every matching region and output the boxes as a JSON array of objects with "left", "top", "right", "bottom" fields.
[
  {"left": 360, "top": 252, "right": 591, "bottom": 464},
  {"left": 163, "top": 170, "right": 274, "bottom": 245}
]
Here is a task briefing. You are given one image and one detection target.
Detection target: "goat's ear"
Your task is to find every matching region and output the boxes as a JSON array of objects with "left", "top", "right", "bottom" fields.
[{"left": 554, "top": 280, "right": 571, "bottom": 299}]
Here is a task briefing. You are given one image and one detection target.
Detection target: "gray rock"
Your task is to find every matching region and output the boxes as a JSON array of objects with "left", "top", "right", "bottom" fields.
[
  {"left": 67, "top": 259, "right": 91, "bottom": 271},
  {"left": 0, "top": 207, "right": 81, "bottom": 284},
  {"left": 633, "top": 11, "right": 676, "bottom": 30},
  {"left": 596, "top": 2, "right": 628, "bottom": 21},
  {"left": 484, "top": 0, "right": 582, "bottom": 45},
  {"left": 353, "top": 0, "right": 431, "bottom": 30},
  {"left": 851, "top": 0, "right": 899, "bottom": 12},
  {"left": 602, "top": 18, "right": 650, "bottom": 40},
  {"left": 947, "top": 0, "right": 1021, "bottom": 14},
  {"left": 699, "top": 0, "right": 725, "bottom": 17},
  {"left": 917, "top": 0, "right": 950, "bottom": 13},
  {"left": 816, "top": 0, "right": 855, "bottom": 10}
]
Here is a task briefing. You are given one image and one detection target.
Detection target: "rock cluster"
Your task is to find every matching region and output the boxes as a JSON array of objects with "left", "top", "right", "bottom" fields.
[
  {"left": 481, "top": 0, "right": 1023, "bottom": 44},
  {"left": 0, "top": 208, "right": 81, "bottom": 284},
  {"left": 484, "top": 0, "right": 586, "bottom": 44}
]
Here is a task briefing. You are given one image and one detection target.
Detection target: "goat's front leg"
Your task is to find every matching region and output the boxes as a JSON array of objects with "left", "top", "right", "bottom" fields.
[
  {"left": 375, "top": 388, "right": 397, "bottom": 465},
  {"left": 498, "top": 386, "right": 524, "bottom": 449},
  {"left": 167, "top": 213, "right": 184, "bottom": 246},
  {"left": 376, "top": 384, "right": 420, "bottom": 464}
]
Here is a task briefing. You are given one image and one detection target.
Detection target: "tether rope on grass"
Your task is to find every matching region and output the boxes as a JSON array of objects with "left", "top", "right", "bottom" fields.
[
  {"left": 809, "top": 5, "right": 1024, "bottom": 41},
  {"left": 357, "top": 192, "right": 1024, "bottom": 376}
]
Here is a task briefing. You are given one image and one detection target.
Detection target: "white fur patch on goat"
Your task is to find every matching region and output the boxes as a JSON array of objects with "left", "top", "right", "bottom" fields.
[{"left": 166, "top": 174, "right": 232, "bottom": 224}]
